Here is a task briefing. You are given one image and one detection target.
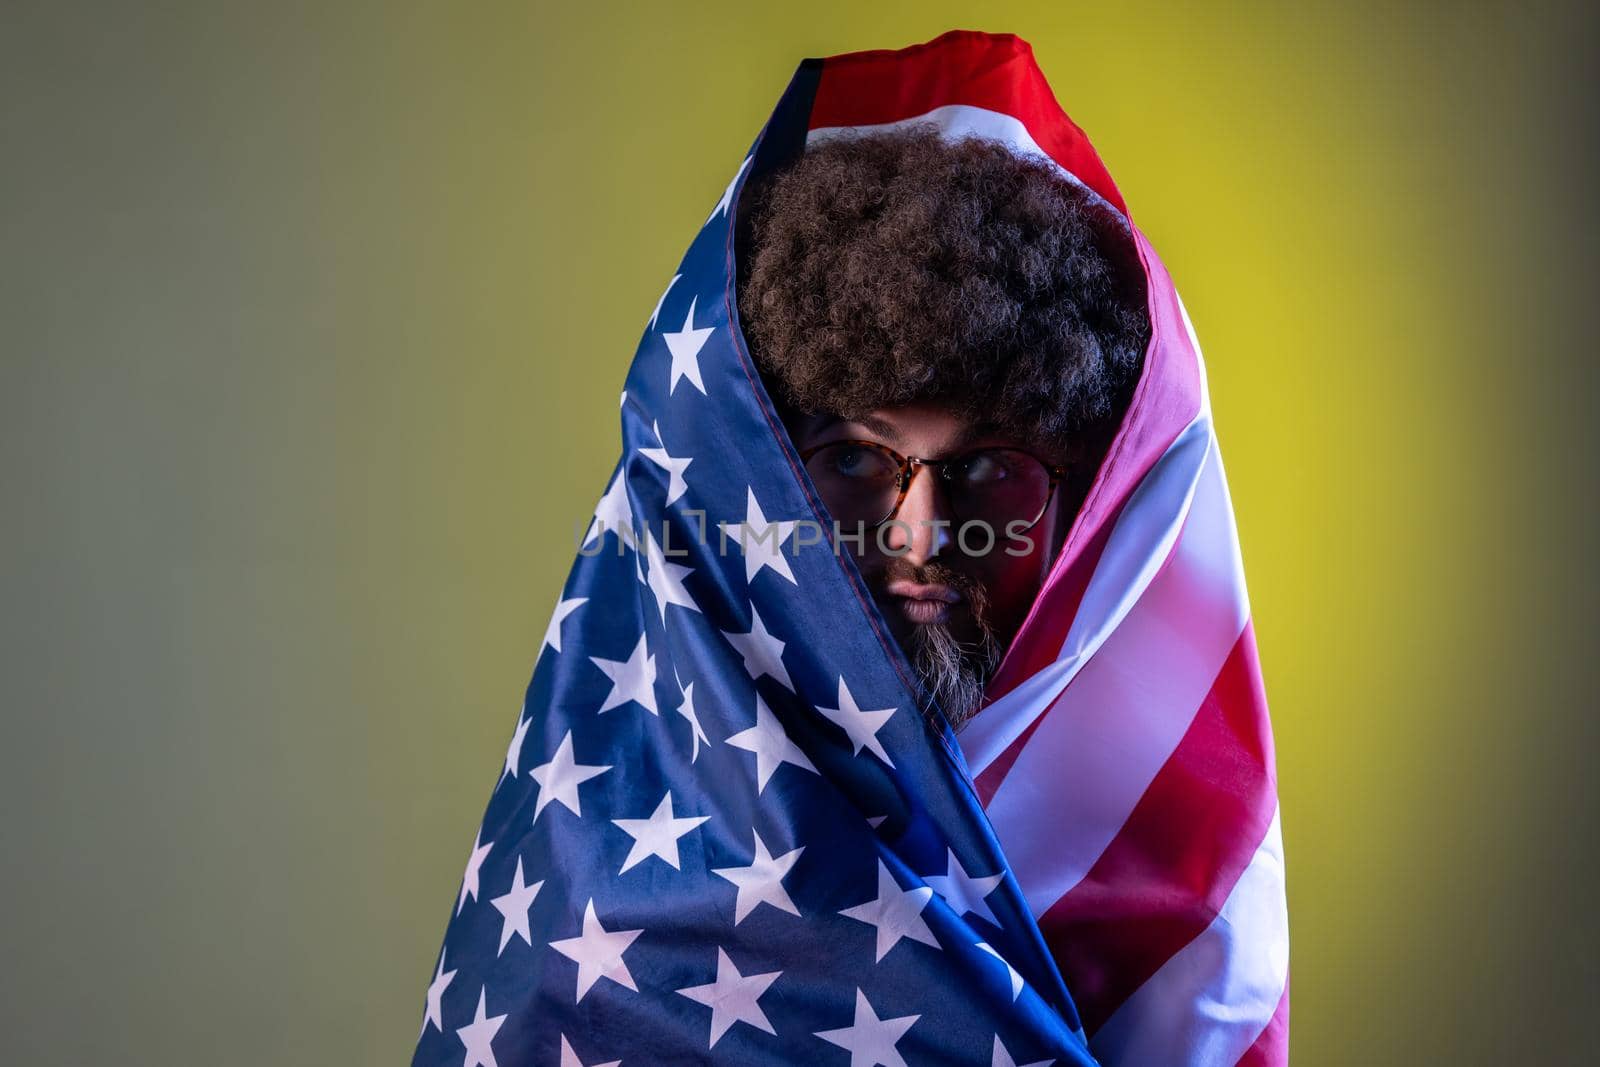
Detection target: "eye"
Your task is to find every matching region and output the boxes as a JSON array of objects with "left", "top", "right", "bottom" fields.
[
  {"left": 832, "top": 447, "right": 871, "bottom": 477},
  {"left": 805, "top": 442, "right": 899, "bottom": 488},
  {"left": 955, "top": 451, "right": 1012, "bottom": 484}
]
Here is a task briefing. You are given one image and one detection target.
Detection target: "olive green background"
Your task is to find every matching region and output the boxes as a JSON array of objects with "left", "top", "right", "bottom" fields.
[{"left": 3, "top": 2, "right": 1595, "bottom": 1063}]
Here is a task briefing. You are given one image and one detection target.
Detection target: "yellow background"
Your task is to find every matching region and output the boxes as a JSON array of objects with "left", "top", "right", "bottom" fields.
[{"left": 3, "top": 2, "right": 1594, "bottom": 1063}]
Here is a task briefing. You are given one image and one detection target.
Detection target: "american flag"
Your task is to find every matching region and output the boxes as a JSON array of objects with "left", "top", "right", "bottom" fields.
[{"left": 412, "top": 30, "right": 1287, "bottom": 1067}]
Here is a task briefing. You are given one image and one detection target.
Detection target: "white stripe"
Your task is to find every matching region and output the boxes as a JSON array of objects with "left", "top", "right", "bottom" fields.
[
  {"left": 807, "top": 103, "right": 1129, "bottom": 229},
  {"left": 958, "top": 407, "right": 1211, "bottom": 777},
  {"left": 1089, "top": 808, "right": 1289, "bottom": 1067},
  {"left": 960, "top": 293, "right": 1219, "bottom": 778},
  {"left": 981, "top": 427, "right": 1250, "bottom": 916}
]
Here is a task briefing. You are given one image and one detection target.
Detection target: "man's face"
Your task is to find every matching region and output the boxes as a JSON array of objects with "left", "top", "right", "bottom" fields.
[{"left": 786, "top": 401, "right": 1073, "bottom": 731}]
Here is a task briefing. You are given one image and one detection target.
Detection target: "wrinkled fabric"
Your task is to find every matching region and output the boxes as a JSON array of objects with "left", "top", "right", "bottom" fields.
[{"left": 412, "top": 29, "right": 1286, "bottom": 1067}]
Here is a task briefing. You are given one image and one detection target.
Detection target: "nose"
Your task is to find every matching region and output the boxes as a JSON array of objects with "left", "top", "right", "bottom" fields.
[{"left": 881, "top": 463, "right": 953, "bottom": 565}]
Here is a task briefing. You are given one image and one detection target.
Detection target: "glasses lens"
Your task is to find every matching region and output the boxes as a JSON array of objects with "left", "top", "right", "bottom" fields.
[
  {"left": 804, "top": 442, "right": 902, "bottom": 526},
  {"left": 944, "top": 449, "right": 1052, "bottom": 528}
]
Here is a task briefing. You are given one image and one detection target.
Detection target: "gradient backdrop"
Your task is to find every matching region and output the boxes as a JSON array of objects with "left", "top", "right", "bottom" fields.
[{"left": 3, "top": 2, "right": 1595, "bottom": 1063}]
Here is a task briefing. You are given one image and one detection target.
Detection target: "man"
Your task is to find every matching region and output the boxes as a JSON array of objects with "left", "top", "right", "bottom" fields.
[
  {"left": 735, "top": 127, "right": 1150, "bottom": 731},
  {"left": 413, "top": 31, "right": 1285, "bottom": 1067}
]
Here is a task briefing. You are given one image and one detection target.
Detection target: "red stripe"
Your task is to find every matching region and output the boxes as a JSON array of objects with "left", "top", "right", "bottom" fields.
[
  {"left": 1237, "top": 975, "right": 1290, "bottom": 1066},
  {"left": 977, "top": 228, "right": 1202, "bottom": 718},
  {"left": 974, "top": 416, "right": 1193, "bottom": 799},
  {"left": 811, "top": 30, "right": 1128, "bottom": 217},
  {"left": 973, "top": 515, "right": 1116, "bottom": 805},
  {"left": 1037, "top": 620, "right": 1277, "bottom": 1034}
]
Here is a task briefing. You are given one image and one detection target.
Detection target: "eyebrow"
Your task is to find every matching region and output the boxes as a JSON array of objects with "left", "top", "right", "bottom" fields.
[
  {"left": 815, "top": 412, "right": 898, "bottom": 442},
  {"left": 815, "top": 412, "right": 1007, "bottom": 449}
]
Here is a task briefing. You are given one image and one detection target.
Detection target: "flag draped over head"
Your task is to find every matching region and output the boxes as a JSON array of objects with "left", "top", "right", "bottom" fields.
[{"left": 413, "top": 29, "right": 1287, "bottom": 1067}]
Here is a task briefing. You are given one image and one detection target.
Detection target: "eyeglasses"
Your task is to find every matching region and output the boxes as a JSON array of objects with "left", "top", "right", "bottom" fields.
[{"left": 797, "top": 438, "right": 1069, "bottom": 532}]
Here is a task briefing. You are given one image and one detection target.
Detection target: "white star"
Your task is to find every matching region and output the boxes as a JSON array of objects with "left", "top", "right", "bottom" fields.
[
  {"left": 541, "top": 596, "right": 587, "bottom": 656},
  {"left": 991, "top": 1034, "right": 1053, "bottom": 1067},
  {"left": 619, "top": 388, "right": 627, "bottom": 410},
  {"left": 489, "top": 857, "right": 545, "bottom": 955},
  {"left": 976, "top": 942, "right": 1026, "bottom": 1001},
  {"left": 814, "top": 987, "right": 919, "bottom": 1067},
  {"left": 530, "top": 730, "right": 612, "bottom": 823},
  {"left": 500, "top": 714, "right": 532, "bottom": 783},
  {"left": 641, "top": 420, "right": 693, "bottom": 505},
  {"left": 719, "top": 487, "right": 801, "bottom": 584},
  {"left": 455, "top": 987, "right": 507, "bottom": 1067},
  {"left": 590, "top": 633, "right": 658, "bottom": 715},
  {"left": 839, "top": 860, "right": 940, "bottom": 963},
  {"left": 706, "top": 155, "right": 752, "bottom": 225},
  {"left": 640, "top": 526, "right": 700, "bottom": 625},
  {"left": 677, "top": 946, "right": 782, "bottom": 1048},
  {"left": 927, "top": 848, "right": 1005, "bottom": 928},
  {"left": 711, "top": 829, "right": 803, "bottom": 924},
  {"left": 720, "top": 606, "right": 793, "bottom": 690},
  {"left": 419, "top": 948, "right": 455, "bottom": 1037},
  {"left": 560, "top": 1035, "right": 621, "bottom": 1067},
  {"left": 725, "top": 693, "right": 816, "bottom": 794},
  {"left": 674, "top": 680, "right": 711, "bottom": 762},
  {"left": 611, "top": 791, "right": 710, "bottom": 874},
  {"left": 549, "top": 898, "right": 644, "bottom": 1002},
  {"left": 664, "top": 296, "right": 714, "bottom": 396},
  {"left": 648, "top": 272, "right": 681, "bottom": 330},
  {"left": 814, "top": 677, "right": 898, "bottom": 768},
  {"left": 456, "top": 830, "right": 494, "bottom": 916},
  {"left": 584, "top": 471, "right": 637, "bottom": 552}
]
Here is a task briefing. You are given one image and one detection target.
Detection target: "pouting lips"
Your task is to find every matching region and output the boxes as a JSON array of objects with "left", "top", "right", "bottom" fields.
[
  {"left": 884, "top": 580, "right": 963, "bottom": 625},
  {"left": 885, "top": 580, "right": 961, "bottom": 604}
]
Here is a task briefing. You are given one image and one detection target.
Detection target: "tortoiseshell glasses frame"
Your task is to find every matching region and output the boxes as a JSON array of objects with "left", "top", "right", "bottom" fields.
[{"left": 797, "top": 439, "right": 1070, "bottom": 532}]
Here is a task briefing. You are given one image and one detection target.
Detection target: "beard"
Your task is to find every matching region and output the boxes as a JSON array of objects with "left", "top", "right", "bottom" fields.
[
  {"left": 869, "top": 557, "right": 1004, "bottom": 734},
  {"left": 906, "top": 609, "right": 1003, "bottom": 733}
]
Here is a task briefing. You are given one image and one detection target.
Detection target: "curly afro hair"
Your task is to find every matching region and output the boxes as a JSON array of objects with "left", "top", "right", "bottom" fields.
[{"left": 735, "top": 126, "right": 1150, "bottom": 458}]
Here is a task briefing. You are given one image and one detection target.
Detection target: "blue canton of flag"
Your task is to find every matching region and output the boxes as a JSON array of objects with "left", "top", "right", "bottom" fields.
[{"left": 411, "top": 58, "right": 1100, "bottom": 1067}]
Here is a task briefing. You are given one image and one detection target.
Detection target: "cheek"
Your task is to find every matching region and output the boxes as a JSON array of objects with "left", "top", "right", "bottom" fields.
[
  {"left": 968, "top": 525, "right": 1051, "bottom": 610},
  {"left": 848, "top": 532, "right": 887, "bottom": 569}
]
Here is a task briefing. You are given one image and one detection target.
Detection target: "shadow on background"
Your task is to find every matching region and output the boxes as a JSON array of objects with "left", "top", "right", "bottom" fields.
[{"left": 2, "top": 2, "right": 1595, "bottom": 1063}]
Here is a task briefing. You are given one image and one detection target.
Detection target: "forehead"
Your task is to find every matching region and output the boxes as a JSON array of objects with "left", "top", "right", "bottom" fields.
[
  {"left": 790, "top": 406, "right": 1042, "bottom": 453},
  {"left": 786, "top": 404, "right": 1085, "bottom": 470}
]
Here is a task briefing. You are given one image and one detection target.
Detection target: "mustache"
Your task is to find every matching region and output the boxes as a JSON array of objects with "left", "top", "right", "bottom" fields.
[{"left": 865, "top": 557, "right": 1002, "bottom": 732}]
